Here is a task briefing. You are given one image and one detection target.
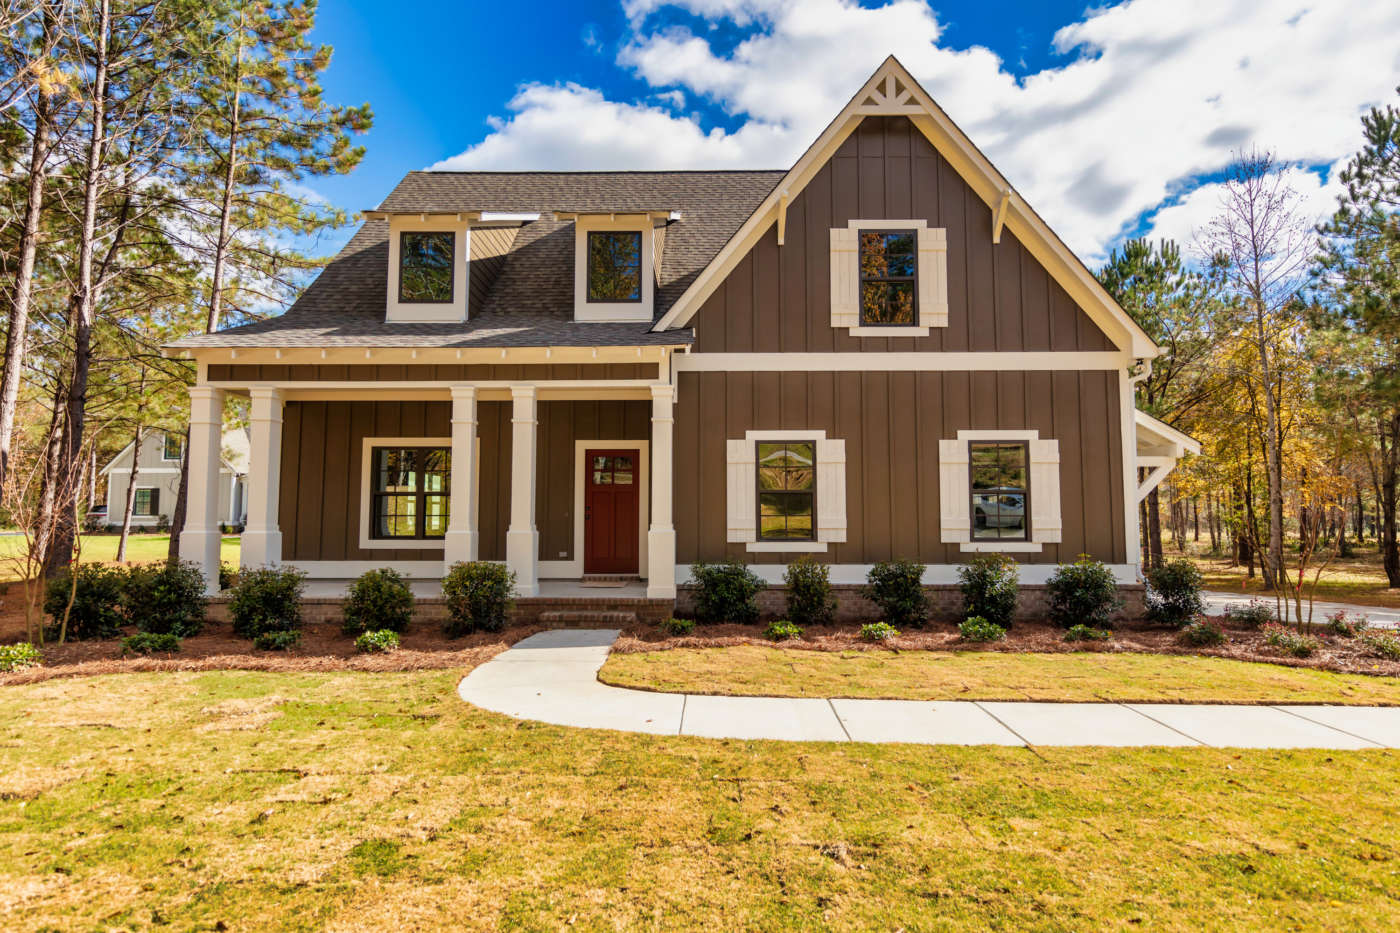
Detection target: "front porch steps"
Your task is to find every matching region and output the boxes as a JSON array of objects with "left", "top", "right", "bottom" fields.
[{"left": 538, "top": 610, "right": 639, "bottom": 626}]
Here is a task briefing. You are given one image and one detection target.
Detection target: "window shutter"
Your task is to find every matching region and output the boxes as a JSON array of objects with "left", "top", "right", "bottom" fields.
[
  {"left": 149, "top": 488, "right": 161, "bottom": 517},
  {"left": 829, "top": 227, "right": 859, "bottom": 328},
  {"left": 815, "top": 438, "right": 847, "bottom": 543},
  {"left": 726, "top": 439, "right": 756, "bottom": 543},
  {"left": 917, "top": 227, "right": 948, "bottom": 327},
  {"left": 1029, "top": 438, "right": 1062, "bottom": 543},
  {"left": 938, "top": 439, "right": 970, "bottom": 543}
]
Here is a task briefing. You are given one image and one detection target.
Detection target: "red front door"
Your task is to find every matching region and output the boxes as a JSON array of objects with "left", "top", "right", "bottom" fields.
[{"left": 584, "top": 449, "right": 640, "bottom": 574}]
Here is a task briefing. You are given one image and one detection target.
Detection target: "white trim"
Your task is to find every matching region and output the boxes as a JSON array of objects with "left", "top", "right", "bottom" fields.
[
  {"left": 673, "top": 351, "right": 1130, "bottom": 372},
  {"left": 938, "top": 429, "right": 1061, "bottom": 553},
  {"left": 443, "top": 386, "right": 480, "bottom": 565},
  {"left": 506, "top": 387, "right": 540, "bottom": 595},
  {"left": 386, "top": 215, "right": 469, "bottom": 323},
  {"left": 676, "top": 562, "right": 1141, "bottom": 587},
  {"left": 647, "top": 384, "right": 676, "bottom": 598},
  {"left": 357, "top": 436, "right": 453, "bottom": 551},
  {"left": 106, "top": 467, "right": 183, "bottom": 475},
  {"left": 179, "top": 385, "right": 225, "bottom": 592},
  {"left": 176, "top": 345, "right": 681, "bottom": 367},
  {"left": 830, "top": 220, "right": 948, "bottom": 335},
  {"left": 1134, "top": 408, "right": 1201, "bottom": 455},
  {"left": 726, "top": 429, "right": 846, "bottom": 552},
  {"left": 568, "top": 439, "right": 650, "bottom": 579},
  {"left": 573, "top": 214, "right": 655, "bottom": 322},
  {"left": 1121, "top": 371, "right": 1141, "bottom": 577}
]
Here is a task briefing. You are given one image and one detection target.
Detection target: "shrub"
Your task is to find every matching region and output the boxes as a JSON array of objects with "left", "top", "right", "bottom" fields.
[
  {"left": 355, "top": 629, "right": 401, "bottom": 654},
  {"left": 658, "top": 617, "right": 696, "bottom": 636},
  {"left": 1222, "top": 599, "right": 1275, "bottom": 629},
  {"left": 229, "top": 566, "right": 306, "bottom": 641},
  {"left": 689, "top": 560, "right": 765, "bottom": 625},
  {"left": 1358, "top": 631, "right": 1400, "bottom": 661},
  {"left": 342, "top": 568, "right": 414, "bottom": 635},
  {"left": 1046, "top": 556, "right": 1123, "bottom": 629},
  {"left": 121, "top": 632, "right": 181, "bottom": 656},
  {"left": 1323, "top": 609, "right": 1369, "bottom": 638},
  {"left": 860, "top": 621, "right": 900, "bottom": 643},
  {"left": 43, "top": 564, "right": 127, "bottom": 640},
  {"left": 864, "top": 560, "right": 928, "bottom": 629},
  {"left": 765, "top": 619, "right": 803, "bottom": 641},
  {"left": 958, "top": 554, "right": 1018, "bottom": 630},
  {"left": 1063, "top": 623, "right": 1111, "bottom": 643},
  {"left": 784, "top": 555, "right": 835, "bottom": 627},
  {"left": 1144, "top": 559, "right": 1206, "bottom": 628},
  {"left": 253, "top": 630, "right": 301, "bottom": 651},
  {"left": 218, "top": 562, "right": 238, "bottom": 592},
  {"left": 0, "top": 642, "right": 41, "bottom": 672},
  {"left": 1180, "top": 619, "right": 1226, "bottom": 647},
  {"left": 1261, "top": 623, "right": 1321, "bottom": 658},
  {"left": 154, "top": 514, "right": 171, "bottom": 533},
  {"left": 441, "top": 561, "right": 515, "bottom": 637},
  {"left": 123, "top": 561, "right": 207, "bottom": 637},
  {"left": 959, "top": 616, "right": 1006, "bottom": 642}
]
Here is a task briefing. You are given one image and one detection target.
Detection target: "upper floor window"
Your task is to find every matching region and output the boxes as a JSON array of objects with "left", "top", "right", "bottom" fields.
[
  {"left": 970, "top": 441, "right": 1028, "bottom": 541},
  {"left": 162, "top": 432, "right": 183, "bottom": 461},
  {"left": 370, "top": 446, "right": 450, "bottom": 540},
  {"left": 398, "top": 232, "right": 455, "bottom": 304},
  {"left": 859, "top": 230, "right": 917, "bottom": 325},
  {"left": 756, "top": 441, "right": 816, "bottom": 541},
  {"left": 586, "top": 231, "right": 642, "bottom": 302}
]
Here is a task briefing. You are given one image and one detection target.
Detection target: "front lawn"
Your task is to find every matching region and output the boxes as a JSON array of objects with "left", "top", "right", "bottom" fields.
[
  {"left": 2, "top": 668, "right": 1398, "bottom": 929},
  {"left": 0, "top": 532, "right": 240, "bottom": 581},
  {"left": 601, "top": 645, "right": 1400, "bottom": 705}
]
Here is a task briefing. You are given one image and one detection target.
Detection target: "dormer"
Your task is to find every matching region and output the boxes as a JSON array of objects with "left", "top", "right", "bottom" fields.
[{"left": 556, "top": 211, "right": 678, "bottom": 322}]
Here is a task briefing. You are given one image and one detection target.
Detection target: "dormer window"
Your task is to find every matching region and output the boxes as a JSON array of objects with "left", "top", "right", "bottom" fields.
[
  {"left": 571, "top": 214, "right": 657, "bottom": 322},
  {"left": 399, "top": 232, "right": 455, "bottom": 303},
  {"left": 587, "top": 232, "right": 643, "bottom": 302}
]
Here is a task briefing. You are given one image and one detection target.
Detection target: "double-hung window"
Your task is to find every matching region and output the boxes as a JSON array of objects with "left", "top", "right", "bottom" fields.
[
  {"left": 369, "top": 446, "right": 451, "bottom": 540},
  {"left": 162, "top": 432, "right": 183, "bottom": 461},
  {"left": 756, "top": 441, "right": 816, "bottom": 541},
  {"left": 133, "top": 487, "right": 159, "bottom": 517},
  {"left": 586, "top": 231, "right": 642, "bottom": 302},
  {"left": 858, "top": 230, "right": 918, "bottom": 325},
  {"left": 398, "top": 232, "right": 455, "bottom": 303},
  {"left": 969, "top": 441, "right": 1029, "bottom": 541}
]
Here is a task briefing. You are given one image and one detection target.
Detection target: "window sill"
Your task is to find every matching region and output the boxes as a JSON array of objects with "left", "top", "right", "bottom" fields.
[
  {"left": 745, "top": 541, "right": 828, "bottom": 553},
  {"left": 359, "top": 539, "right": 448, "bottom": 551},
  {"left": 959, "top": 541, "right": 1043, "bottom": 553}
]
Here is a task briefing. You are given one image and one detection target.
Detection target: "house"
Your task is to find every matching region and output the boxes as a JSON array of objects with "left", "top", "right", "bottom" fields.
[
  {"left": 165, "top": 57, "right": 1197, "bottom": 615},
  {"left": 100, "top": 428, "right": 249, "bottom": 529}
]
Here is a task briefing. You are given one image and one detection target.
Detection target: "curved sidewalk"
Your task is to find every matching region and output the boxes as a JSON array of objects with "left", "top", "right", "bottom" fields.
[{"left": 457, "top": 629, "right": 1400, "bottom": 749}]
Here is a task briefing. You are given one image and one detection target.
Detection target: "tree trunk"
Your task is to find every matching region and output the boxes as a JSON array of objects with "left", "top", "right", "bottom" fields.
[
  {"left": 1382, "top": 411, "right": 1400, "bottom": 588},
  {"left": 1355, "top": 481, "right": 1365, "bottom": 542},
  {"left": 115, "top": 426, "right": 143, "bottom": 562},
  {"left": 1192, "top": 498, "right": 1199, "bottom": 542},
  {"left": 1146, "top": 486, "right": 1164, "bottom": 570},
  {"left": 167, "top": 428, "right": 189, "bottom": 561},
  {"left": 34, "top": 378, "right": 67, "bottom": 572}
]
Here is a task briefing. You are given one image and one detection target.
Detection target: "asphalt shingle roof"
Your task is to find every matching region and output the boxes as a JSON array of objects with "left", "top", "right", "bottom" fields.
[{"left": 170, "top": 170, "right": 784, "bottom": 349}]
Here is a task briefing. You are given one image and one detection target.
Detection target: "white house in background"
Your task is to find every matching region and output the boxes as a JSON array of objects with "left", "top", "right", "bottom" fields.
[{"left": 100, "top": 428, "right": 250, "bottom": 528}]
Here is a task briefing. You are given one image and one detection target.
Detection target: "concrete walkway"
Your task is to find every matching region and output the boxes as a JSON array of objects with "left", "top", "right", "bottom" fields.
[
  {"left": 1203, "top": 590, "right": 1399, "bottom": 627},
  {"left": 458, "top": 629, "right": 1400, "bottom": 749}
]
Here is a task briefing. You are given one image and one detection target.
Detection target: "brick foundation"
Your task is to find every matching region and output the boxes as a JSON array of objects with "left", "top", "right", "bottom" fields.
[{"left": 205, "top": 595, "right": 676, "bottom": 627}]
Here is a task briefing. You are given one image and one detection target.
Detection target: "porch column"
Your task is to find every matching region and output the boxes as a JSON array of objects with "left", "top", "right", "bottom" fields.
[
  {"left": 647, "top": 384, "right": 677, "bottom": 598},
  {"left": 443, "top": 385, "right": 478, "bottom": 567},
  {"left": 505, "top": 385, "right": 539, "bottom": 596},
  {"left": 179, "top": 385, "right": 225, "bottom": 593},
  {"left": 241, "top": 386, "right": 284, "bottom": 568}
]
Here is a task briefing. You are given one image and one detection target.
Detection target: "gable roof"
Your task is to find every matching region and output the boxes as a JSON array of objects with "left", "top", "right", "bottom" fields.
[
  {"left": 100, "top": 427, "right": 249, "bottom": 475},
  {"left": 650, "top": 56, "right": 1160, "bottom": 359},
  {"left": 168, "top": 171, "right": 782, "bottom": 350}
]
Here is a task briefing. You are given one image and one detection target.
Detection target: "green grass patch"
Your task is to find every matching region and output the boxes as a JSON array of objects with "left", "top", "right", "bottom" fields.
[
  {"left": 601, "top": 645, "right": 1400, "bottom": 705},
  {"left": 0, "top": 533, "right": 240, "bottom": 581}
]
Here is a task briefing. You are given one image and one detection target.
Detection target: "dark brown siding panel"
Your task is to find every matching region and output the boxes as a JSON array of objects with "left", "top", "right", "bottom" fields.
[{"left": 212, "top": 363, "right": 658, "bottom": 383}]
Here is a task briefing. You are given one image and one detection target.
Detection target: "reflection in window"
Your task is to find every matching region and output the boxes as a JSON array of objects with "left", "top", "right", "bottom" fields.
[
  {"left": 371, "top": 447, "right": 450, "bottom": 539},
  {"left": 859, "top": 230, "right": 917, "bottom": 325},
  {"left": 399, "top": 232, "right": 454, "bottom": 303},
  {"left": 757, "top": 442, "right": 815, "bottom": 540},
  {"left": 970, "top": 442, "right": 1028, "bottom": 540},
  {"left": 162, "top": 432, "right": 183, "bottom": 461},
  {"left": 586, "top": 231, "right": 642, "bottom": 302},
  {"left": 590, "top": 454, "right": 635, "bottom": 486}
]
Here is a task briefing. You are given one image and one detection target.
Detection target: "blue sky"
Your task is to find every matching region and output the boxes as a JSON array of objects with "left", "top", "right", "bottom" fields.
[{"left": 302, "top": 0, "right": 1400, "bottom": 263}]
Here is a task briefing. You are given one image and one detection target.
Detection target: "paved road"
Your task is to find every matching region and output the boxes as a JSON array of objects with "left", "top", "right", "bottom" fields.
[
  {"left": 1204, "top": 590, "right": 1400, "bottom": 628},
  {"left": 457, "top": 629, "right": 1400, "bottom": 749}
]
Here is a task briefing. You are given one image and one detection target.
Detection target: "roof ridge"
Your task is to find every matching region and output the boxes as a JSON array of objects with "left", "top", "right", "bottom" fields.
[{"left": 403, "top": 168, "right": 788, "bottom": 176}]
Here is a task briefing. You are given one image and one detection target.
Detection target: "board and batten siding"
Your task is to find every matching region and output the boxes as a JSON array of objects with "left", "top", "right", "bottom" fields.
[
  {"left": 673, "top": 370, "right": 1126, "bottom": 566},
  {"left": 690, "top": 115, "right": 1115, "bottom": 355}
]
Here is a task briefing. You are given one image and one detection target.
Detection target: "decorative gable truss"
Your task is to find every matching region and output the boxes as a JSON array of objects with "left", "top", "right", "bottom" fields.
[{"left": 830, "top": 220, "right": 948, "bottom": 335}]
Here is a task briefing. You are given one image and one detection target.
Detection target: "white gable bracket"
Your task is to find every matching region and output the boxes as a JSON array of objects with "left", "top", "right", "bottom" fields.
[{"left": 992, "top": 189, "right": 1011, "bottom": 245}]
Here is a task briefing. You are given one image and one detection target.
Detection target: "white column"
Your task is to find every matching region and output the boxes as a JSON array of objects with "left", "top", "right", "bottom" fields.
[
  {"left": 647, "top": 384, "right": 677, "bottom": 599},
  {"left": 241, "top": 386, "right": 284, "bottom": 568},
  {"left": 443, "top": 385, "right": 478, "bottom": 568},
  {"left": 505, "top": 385, "right": 539, "bottom": 596},
  {"left": 179, "top": 385, "right": 225, "bottom": 593}
]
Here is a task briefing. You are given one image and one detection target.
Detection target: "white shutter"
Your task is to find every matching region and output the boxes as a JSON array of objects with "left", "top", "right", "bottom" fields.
[
  {"left": 726, "top": 439, "right": 756, "bottom": 543},
  {"left": 829, "top": 227, "right": 859, "bottom": 328},
  {"left": 917, "top": 227, "right": 949, "bottom": 328},
  {"left": 938, "top": 438, "right": 970, "bottom": 543},
  {"left": 1029, "top": 438, "right": 1062, "bottom": 543},
  {"left": 816, "top": 438, "right": 846, "bottom": 543}
]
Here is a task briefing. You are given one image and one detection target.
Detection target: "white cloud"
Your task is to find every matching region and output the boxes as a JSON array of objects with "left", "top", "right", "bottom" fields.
[{"left": 431, "top": 0, "right": 1400, "bottom": 262}]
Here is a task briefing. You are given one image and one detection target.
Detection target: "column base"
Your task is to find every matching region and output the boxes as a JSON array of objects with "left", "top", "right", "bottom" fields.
[
  {"left": 505, "top": 528, "right": 539, "bottom": 597},
  {"left": 442, "top": 529, "right": 478, "bottom": 567},
  {"left": 179, "top": 528, "right": 223, "bottom": 594},
  {"left": 240, "top": 530, "right": 283, "bottom": 569},
  {"left": 646, "top": 526, "right": 677, "bottom": 599}
]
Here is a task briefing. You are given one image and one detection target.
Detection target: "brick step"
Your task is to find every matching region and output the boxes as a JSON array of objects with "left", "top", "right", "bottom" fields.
[
  {"left": 579, "top": 574, "right": 641, "bottom": 584},
  {"left": 538, "top": 610, "right": 638, "bottom": 626}
]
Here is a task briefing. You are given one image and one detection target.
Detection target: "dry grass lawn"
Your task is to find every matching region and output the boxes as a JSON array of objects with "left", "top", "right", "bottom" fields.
[
  {"left": 3, "top": 667, "right": 1400, "bottom": 929},
  {"left": 601, "top": 645, "right": 1400, "bottom": 705},
  {"left": 1186, "top": 541, "right": 1400, "bottom": 609}
]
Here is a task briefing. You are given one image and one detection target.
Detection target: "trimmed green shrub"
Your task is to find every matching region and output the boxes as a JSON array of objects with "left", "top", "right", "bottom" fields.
[
  {"left": 658, "top": 617, "right": 696, "bottom": 636},
  {"left": 43, "top": 564, "right": 127, "bottom": 640},
  {"left": 1358, "top": 631, "right": 1400, "bottom": 661},
  {"left": 124, "top": 561, "right": 207, "bottom": 637},
  {"left": 860, "top": 621, "right": 900, "bottom": 642},
  {"left": 689, "top": 560, "right": 765, "bottom": 625},
  {"left": 442, "top": 561, "right": 515, "bottom": 637},
  {"left": 1046, "top": 555, "right": 1123, "bottom": 629},
  {"left": 1063, "top": 624, "right": 1112, "bottom": 643},
  {"left": 958, "top": 554, "right": 1018, "bottom": 630},
  {"left": 253, "top": 630, "right": 301, "bottom": 651},
  {"left": 121, "top": 632, "right": 181, "bottom": 656},
  {"left": 864, "top": 560, "right": 928, "bottom": 629},
  {"left": 1222, "top": 599, "right": 1275, "bottom": 629},
  {"left": 765, "top": 619, "right": 803, "bottom": 641},
  {"left": 342, "top": 568, "right": 414, "bottom": 635},
  {"left": 959, "top": 616, "right": 1006, "bottom": 642},
  {"left": 1323, "top": 609, "right": 1369, "bottom": 638},
  {"left": 784, "top": 555, "right": 835, "bottom": 627},
  {"left": 1180, "top": 619, "right": 1226, "bottom": 647},
  {"left": 355, "top": 629, "right": 401, "bottom": 654},
  {"left": 229, "top": 566, "right": 306, "bottom": 641},
  {"left": 0, "top": 642, "right": 41, "bottom": 672},
  {"left": 1261, "top": 623, "right": 1321, "bottom": 658},
  {"left": 1144, "top": 559, "right": 1206, "bottom": 628}
]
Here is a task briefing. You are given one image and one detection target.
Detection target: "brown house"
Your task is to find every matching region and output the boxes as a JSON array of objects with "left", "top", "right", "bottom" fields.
[{"left": 166, "top": 57, "right": 1196, "bottom": 611}]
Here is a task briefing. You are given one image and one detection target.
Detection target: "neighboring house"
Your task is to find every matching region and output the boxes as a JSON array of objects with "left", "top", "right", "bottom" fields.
[
  {"left": 101, "top": 428, "right": 249, "bottom": 528},
  {"left": 165, "top": 57, "right": 1197, "bottom": 603}
]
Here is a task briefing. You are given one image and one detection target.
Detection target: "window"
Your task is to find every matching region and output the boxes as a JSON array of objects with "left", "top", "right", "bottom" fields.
[
  {"left": 969, "top": 441, "right": 1029, "bottom": 541},
  {"left": 369, "top": 446, "right": 450, "bottom": 540},
  {"left": 398, "top": 232, "right": 455, "bottom": 303},
  {"left": 162, "top": 432, "right": 183, "bottom": 461},
  {"left": 133, "top": 487, "right": 159, "bottom": 517},
  {"left": 756, "top": 441, "right": 816, "bottom": 541},
  {"left": 858, "top": 230, "right": 917, "bottom": 325},
  {"left": 586, "top": 231, "right": 642, "bottom": 302}
]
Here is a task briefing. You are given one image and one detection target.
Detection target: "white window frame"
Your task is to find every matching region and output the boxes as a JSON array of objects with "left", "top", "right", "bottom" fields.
[
  {"left": 830, "top": 219, "right": 948, "bottom": 336},
  {"left": 939, "top": 429, "right": 1060, "bottom": 553},
  {"left": 161, "top": 431, "right": 183, "bottom": 462},
  {"left": 727, "top": 429, "right": 846, "bottom": 553},
  {"left": 358, "top": 436, "right": 458, "bottom": 551},
  {"left": 539, "top": 439, "right": 651, "bottom": 579},
  {"left": 573, "top": 214, "right": 655, "bottom": 323},
  {"left": 132, "top": 485, "right": 159, "bottom": 518},
  {"left": 385, "top": 216, "right": 470, "bottom": 323}
]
